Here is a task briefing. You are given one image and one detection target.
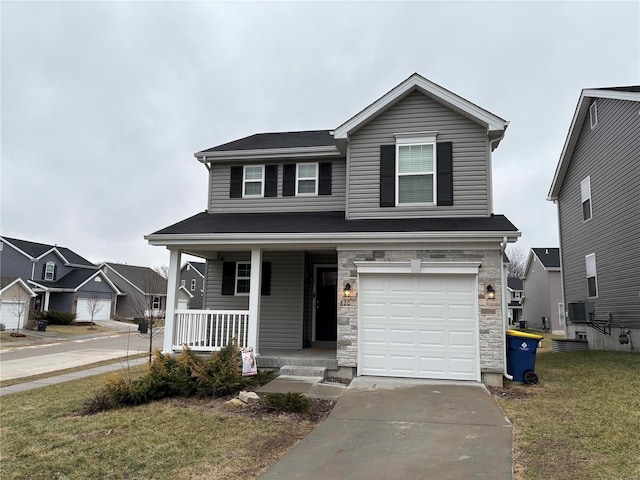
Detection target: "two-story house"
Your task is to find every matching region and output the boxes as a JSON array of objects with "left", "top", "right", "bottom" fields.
[
  {"left": 522, "top": 248, "right": 563, "bottom": 334},
  {"left": 100, "top": 263, "right": 168, "bottom": 320},
  {"left": 179, "top": 261, "right": 205, "bottom": 309},
  {"left": 0, "top": 236, "right": 120, "bottom": 321},
  {"left": 507, "top": 277, "right": 524, "bottom": 326},
  {"left": 548, "top": 86, "right": 640, "bottom": 350},
  {"left": 147, "top": 74, "right": 520, "bottom": 385}
]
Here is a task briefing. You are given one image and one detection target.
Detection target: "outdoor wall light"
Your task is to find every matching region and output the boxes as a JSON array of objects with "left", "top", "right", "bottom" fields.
[
  {"left": 343, "top": 283, "right": 352, "bottom": 297},
  {"left": 486, "top": 284, "right": 495, "bottom": 300}
]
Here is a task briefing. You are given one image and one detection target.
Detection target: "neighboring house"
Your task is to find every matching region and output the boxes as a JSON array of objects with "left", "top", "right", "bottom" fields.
[
  {"left": 179, "top": 261, "right": 205, "bottom": 309},
  {"left": 0, "top": 278, "right": 36, "bottom": 330},
  {"left": 0, "top": 237, "right": 119, "bottom": 321},
  {"left": 100, "top": 263, "right": 168, "bottom": 320},
  {"left": 548, "top": 86, "right": 640, "bottom": 350},
  {"left": 507, "top": 277, "right": 523, "bottom": 326},
  {"left": 522, "top": 248, "right": 563, "bottom": 334},
  {"left": 146, "top": 73, "right": 520, "bottom": 386}
]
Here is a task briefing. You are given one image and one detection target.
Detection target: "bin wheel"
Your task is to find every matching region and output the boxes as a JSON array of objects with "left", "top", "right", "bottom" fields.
[{"left": 524, "top": 371, "right": 539, "bottom": 385}]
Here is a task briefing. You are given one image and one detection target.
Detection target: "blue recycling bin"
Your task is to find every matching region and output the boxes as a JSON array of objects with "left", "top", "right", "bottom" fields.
[{"left": 506, "top": 330, "right": 543, "bottom": 384}]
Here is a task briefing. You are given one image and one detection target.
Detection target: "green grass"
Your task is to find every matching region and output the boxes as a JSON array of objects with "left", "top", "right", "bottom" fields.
[
  {"left": 494, "top": 350, "right": 640, "bottom": 480},
  {"left": 0, "top": 367, "right": 321, "bottom": 480}
]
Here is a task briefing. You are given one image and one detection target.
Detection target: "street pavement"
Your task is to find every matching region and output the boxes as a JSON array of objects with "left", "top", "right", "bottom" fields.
[{"left": 0, "top": 319, "right": 163, "bottom": 382}]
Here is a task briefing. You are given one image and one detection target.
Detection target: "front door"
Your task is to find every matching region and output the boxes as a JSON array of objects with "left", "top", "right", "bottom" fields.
[{"left": 315, "top": 267, "right": 337, "bottom": 341}]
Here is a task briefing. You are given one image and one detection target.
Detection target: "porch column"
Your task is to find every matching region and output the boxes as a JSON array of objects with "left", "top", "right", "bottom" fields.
[
  {"left": 247, "top": 248, "right": 262, "bottom": 354},
  {"left": 43, "top": 291, "right": 51, "bottom": 311},
  {"left": 163, "top": 249, "right": 181, "bottom": 354}
]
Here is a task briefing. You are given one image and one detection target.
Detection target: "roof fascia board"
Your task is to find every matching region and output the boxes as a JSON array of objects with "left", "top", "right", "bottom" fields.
[
  {"left": 0, "top": 278, "right": 37, "bottom": 297},
  {"left": 36, "top": 247, "right": 70, "bottom": 264},
  {"left": 185, "top": 261, "right": 205, "bottom": 278},
  {"left": 0, "top": 237, "right": 36, "bottom": 260},
  {"left": 548, "top": 89, "right": 640, "bottom": 200},
  {"left": 179, "top": 285, "right": 194, "bottom": 298},
  {"left": 196, "top": 145, "right": 342, "bottom": 161},
  {"left": 146, "top": 230, "right": 521, "bottom": 247},
  {"left": 334, "top": 74, "right": 507, "bottom": 140},
  {"left": 99, "top": 263, "right": 146, "bottom": 296}
]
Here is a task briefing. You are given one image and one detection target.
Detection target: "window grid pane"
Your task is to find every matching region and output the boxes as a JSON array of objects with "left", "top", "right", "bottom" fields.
[
  {"left": 298, "top": 164, "right": 317, "bottom": 179},
  {"left": 245, "top": 167, "right": 263, "bottom": 181},
  {"left": 398, "top": 145, "right": 433, "bottom": 173},
  {"left": 298, "top": 179, "right": 316, "bottom": 193},
  {"left": 398, "top": 175, "right": 433, "bottom": 203},
  {"left": 244, "top": 182, "right": 262, "bottom": 196}
]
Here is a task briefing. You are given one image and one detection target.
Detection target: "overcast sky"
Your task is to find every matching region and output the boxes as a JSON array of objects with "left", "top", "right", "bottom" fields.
[{"left": 2, "top": 1, "right": 638, "bottom": 268}]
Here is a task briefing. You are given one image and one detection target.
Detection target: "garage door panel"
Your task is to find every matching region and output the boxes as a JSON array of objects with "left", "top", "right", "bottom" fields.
[
  {"left": 360, "top": 273, "right": 478, "bottom": 381},
  {"left": 76, "top": 298, "right": 111, "bottom": 321}
]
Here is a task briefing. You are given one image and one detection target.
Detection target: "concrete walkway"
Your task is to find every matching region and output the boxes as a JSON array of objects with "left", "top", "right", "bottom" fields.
[{"left": 259, "top": 377, "right": 513, "bottom": 480}]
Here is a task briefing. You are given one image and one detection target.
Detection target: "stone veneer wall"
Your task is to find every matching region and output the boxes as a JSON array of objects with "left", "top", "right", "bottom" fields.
[{"left": 337, "top": 248, "right": 504, "bottom": 375}]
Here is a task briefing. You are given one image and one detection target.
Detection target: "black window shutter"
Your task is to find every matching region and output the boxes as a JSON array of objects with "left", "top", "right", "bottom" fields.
[
  {"left": 380, "top": 145, "right": 396, "bottom": 207},
  {"left": 221, "top": 262, "right": 236, "bottom": 295},
  {"left": 318, "top": 162, "right": 332, "bottom": 195},
  {"left": 436, "top": 142, "right": 454, "bottom": 206},
  {"left": 261, "top": 262, "right": 271, "bottom": 296},
  {"left": 265, "top": 165, "right": 278, "bottom": 197},
  {"left": 283, "top": 164, "right": 296, "bottom": 196},
  {"left": 53, "top": 264, "right": 57, "bottom": 281},
  {"left": 42, "top": 264, "right": 46, "bottom": 279},
  {"left": 230, "top": 166, "right": 243, "bottom": 198}
]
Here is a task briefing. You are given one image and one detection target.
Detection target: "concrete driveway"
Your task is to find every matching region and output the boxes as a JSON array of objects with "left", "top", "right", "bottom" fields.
[{"left": 260, "top": 377, "right": 512, "bottom": 480}]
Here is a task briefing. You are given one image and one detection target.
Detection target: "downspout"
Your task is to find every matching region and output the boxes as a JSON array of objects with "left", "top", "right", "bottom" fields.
[
  {"left": 500, "top": 235, "right": 514, "bottom": 381},
  {"left": 202, "top": 156, "right": 212, "bottom": 212}
]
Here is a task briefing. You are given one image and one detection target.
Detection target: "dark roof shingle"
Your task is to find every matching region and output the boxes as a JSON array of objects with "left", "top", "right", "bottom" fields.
[
  {"left": 1, "top": 236, "right": 95, "bottom": 267},
  {"left": 200, "top": 130, "right": 336, "bottom": 153},
  {"left": 532, "top": 248, "right": 560, "bottom": 268}
]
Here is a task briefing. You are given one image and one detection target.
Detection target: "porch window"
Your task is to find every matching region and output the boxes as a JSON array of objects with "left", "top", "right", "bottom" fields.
[
  {"left": 235, "top": 262, "right": 251, "bottom": 295},
  {"left": 44, "top": 262, "right": 56, "bottom": 281},
  {"left": 243, "top": 166, "right": 264, "bottom": 197},
  {"left": 586, "top": 253, "right": 598, "bottom": 298},
  {"left": 296, "top": 163, "right": 318, "bottom": 195},
  {"left": 396, "top": 142, "right": 435, "bottom": 204},
  {"left": 581, "top": 176, "right": 592, "bottom": 221}
]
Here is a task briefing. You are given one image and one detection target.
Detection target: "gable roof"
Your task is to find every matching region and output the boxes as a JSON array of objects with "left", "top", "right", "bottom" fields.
[
  {"left": 0, "top": 277, "right": 37, "bottom": 297},
  {"left": 507, "top": 277, "right": 523, "bottom": 291},
  {"left": 524, "top": 248, "right": 561, "bottom": 277},
  {"left": 25, "top": 269, "right": 120, "bottom": 293},
  {"left": 547, "top": 86, "right": 640, "bottom": 200},
  {"left": 0, "top": 236, "right": 95, "bottom": 268},
  {"left": 334, "top": 73, "right": 509, "bottom": 148},
  {"left": 182, "top": 261, "right": 206, "bottom": 277},
  {"left": 102, "top": 263, "right": 167, "bottom": 295}
]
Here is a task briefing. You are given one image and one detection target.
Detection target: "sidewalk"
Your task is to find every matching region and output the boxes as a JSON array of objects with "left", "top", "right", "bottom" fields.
[{"left": 0, "top": 356, "right": 149, "bottom": 396}]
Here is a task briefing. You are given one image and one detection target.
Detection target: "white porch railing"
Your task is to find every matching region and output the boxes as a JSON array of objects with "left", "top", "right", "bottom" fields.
[{"left": 173, "top": 310, "right": 250, "bottom": 352}]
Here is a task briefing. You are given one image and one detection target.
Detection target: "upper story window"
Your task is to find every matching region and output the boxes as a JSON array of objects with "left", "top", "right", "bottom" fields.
[
  {"left": 181, "top": 279, "right": 185, "bottom": 287},
  {"left": 152, "top": 296, "right": 161, "bottom": 309},
  {"left": 589, "top": 101, "right": 598, "bottom": 129},
  {"left": 296, "top": 163, "right": 318, "bottom": 196},
  {"left": 513, "top": 291, "right": 522, "bottom": 300},
  {"left": 44, "top": 261, "right": 56, "bottom": 281},
  {"left": 581, "top": 176, "right": 592, "bottom": 221},
  {"left": 191, "top": 279, "right": 196, "bottom": 291},
  {"left": 586, "top": 253, "right": 598, "bottom": 298},
  {"left": 235, "top": 262, "right": 251, "bottom": 295},
  {"left": 243, "top": 165, "right": 264, "bottom": 197},
  {"left": 396, "top": 142, "right": 435, "bottom": 204}
]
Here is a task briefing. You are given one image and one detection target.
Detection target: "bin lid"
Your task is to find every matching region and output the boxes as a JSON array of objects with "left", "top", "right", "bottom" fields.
[{"left": 506, "top": 329, "right": 543, "bottom": 339}]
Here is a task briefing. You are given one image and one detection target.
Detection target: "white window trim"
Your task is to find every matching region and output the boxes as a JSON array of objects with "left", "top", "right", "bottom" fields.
[
  {"left": 190, "top": 279, "right": 196, "bottom": 291},
  {"left": 242, "top": 165, "right": 264, "bottom": 198},
  {"left": 581, "top": 176, "right": 592, "bottom": 221},
  {"left": 44, "top": 261, "right": 55, "bottom": 281},
  {"left": 295, "top": 162, "right": 318, "bottom": 196},
  {"left": 585, "top": 253, "right": 598, "bottom": 298},
  {"left": 589, "top": 101, "right": 598, "bottom": 129},
  {"left": 394, "top": 133, "right": 437, "bottom": 206},
  {"left": 235, "top": 261, "right": 251, "bottom": 296}
]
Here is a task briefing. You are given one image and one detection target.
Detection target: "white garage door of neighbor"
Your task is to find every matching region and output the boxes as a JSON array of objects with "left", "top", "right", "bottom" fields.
[
  {"left": 359, "top": 274, "right": 479, "bottom": 381},
  {"left": 1, "top": 302, "right": 26, "bottom": 330},
  {"left": 76, "top": 298, "right": 112, "bottom": 321},
  {"left": 177, "top": 299, "right": 189, "bottom": 310}
]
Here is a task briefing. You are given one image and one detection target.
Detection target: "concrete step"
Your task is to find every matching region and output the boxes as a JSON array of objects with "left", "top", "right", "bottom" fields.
[
  {"left": 257, "top": 356, "right": 338, "bottom": 369},
  {"left": 279, "top": 365, "right": 327, "bottom": 379}
]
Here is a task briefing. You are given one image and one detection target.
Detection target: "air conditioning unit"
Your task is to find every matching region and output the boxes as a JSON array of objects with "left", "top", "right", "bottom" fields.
[{"left": 567, "top": 302, "right": 595, "bottom": 323}]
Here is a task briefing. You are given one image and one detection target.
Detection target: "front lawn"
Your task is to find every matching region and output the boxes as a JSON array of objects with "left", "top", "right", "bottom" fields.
[
  {"left": 0, "top": 367, "right": 333, "bottom": 480},
  {"left": 493, "top": 350, "right": 640, "bottom": 480}
]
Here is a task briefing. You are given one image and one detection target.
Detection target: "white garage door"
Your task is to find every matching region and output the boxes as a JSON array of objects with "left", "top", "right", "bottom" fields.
[
  {"left": 1, "top": 302, "right": 26, "bottom": 330},
  {"left": 76, "top": 298, "right": 112, "bottom": 321},
  {"left": 360, "top": 274, "right": 479, "bottom": 381}
]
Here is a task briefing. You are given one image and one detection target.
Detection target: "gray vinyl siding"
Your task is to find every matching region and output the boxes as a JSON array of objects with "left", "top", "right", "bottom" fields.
[
  {"left": 347, "top": 90, "right": 490, "bottom": 219},
  {"left": 0, "top": 244, "right": 34, "bottom": 279},
  {"left": 205, "top": 251, "right": 305, "bottom": 349},
  {"left": 180, "top": 265, "right": 205, "bottom": 309},
  {"left": 77, "top": 277, "right": 116, "bottom": 294},
  {"left": 209, "top": 159, "right": 346, "bottom": 213},
  {"left": 558, "top": 97, "right": 640, "bottom": 328}
]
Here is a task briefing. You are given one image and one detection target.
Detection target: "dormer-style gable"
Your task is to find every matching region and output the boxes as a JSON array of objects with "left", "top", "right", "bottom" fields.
[
  {"left": 524, "top": 248, "right": 561, "bottom": 278},
  {"left": 0, "top": 236, "right": 95, "bottom": 268},
  {"left": 547, "top": 87, "right": 640, "bottom": 201},
  {"left": 334, "top": 73, "right": 508, "bottom": 148}
]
